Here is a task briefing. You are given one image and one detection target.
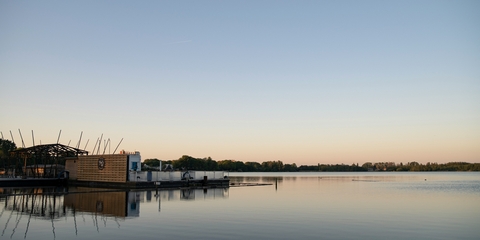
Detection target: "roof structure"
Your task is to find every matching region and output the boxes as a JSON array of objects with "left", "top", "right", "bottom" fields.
[{"left": 11, "top": 143, "right": 89, "bottom": 157}]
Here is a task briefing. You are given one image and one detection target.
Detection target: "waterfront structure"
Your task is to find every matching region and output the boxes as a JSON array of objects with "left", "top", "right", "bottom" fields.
[
  {"left": 65, "top": 151, "right": 229, "bottom": 189},
  {"left": 1, "top": 143, "right": 229, "bottom": 188},
  {"left": 65, "top": 151, "right": 141, "bottom": 183},
  {"left": 5, "top": 143, "right": 88, "bottom": 179}
]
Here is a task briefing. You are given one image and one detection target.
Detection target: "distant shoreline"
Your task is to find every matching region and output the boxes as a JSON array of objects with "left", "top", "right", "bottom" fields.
[{"left": 142, "top": 156, "right": 480, "bottom": 172}]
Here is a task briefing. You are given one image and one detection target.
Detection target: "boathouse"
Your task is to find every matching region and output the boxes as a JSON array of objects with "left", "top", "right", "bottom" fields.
[
  {"left": 65, "top": 151, "right": 229, "bottom": 188},
  {"left": 65, "top": 150, "right": 141, "bottom": 183}
]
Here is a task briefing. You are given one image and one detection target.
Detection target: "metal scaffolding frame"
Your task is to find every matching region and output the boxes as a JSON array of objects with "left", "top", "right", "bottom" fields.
[{"left": 7, "top": 144, "right": 89, "bottom": 178}]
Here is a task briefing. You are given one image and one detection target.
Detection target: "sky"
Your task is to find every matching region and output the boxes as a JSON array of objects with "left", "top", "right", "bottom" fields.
[{"left": 1, "top": 0, "right": 479, "bottom": 165}]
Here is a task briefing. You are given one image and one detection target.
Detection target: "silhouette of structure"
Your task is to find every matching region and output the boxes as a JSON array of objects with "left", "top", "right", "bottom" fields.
[{"left": 7, "top": 144, "right": 88, "bottom": 178}]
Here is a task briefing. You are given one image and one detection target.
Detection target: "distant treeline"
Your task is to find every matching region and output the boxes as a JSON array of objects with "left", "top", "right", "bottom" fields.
[{"left": 142, "top": 155, "right": 480, "bottom": 172}]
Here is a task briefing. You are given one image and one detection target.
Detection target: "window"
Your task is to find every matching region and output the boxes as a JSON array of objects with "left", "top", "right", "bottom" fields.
[{"left": 132, "top": 162, "right": 138, "bottom": 171}]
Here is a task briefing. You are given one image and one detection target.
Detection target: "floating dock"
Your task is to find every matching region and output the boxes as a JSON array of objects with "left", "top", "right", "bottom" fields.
[
  {"left": 0, "top": 178, "right": 66, "bottom": 188},
  {"left": 69, "top": 178, "right": 230, "bottom": 189},
  {"left": 0, "top": 176, "right": 229, "bottom": 189}
]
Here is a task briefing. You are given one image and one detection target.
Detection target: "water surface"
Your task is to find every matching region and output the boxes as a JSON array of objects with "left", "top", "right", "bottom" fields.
[{"left": 1, "top": 172, "right": 479, "bottom": 240}]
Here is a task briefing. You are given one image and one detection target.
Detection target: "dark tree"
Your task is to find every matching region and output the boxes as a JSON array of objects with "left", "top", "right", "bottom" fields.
[{"left": 0, "top": 139, "right": 17, "bottom": 158}]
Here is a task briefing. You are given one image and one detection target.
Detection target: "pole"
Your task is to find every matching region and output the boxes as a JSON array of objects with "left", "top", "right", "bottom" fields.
[
  {"left": 102, "top": 139, "right": 110, "bottom": 154},
  {"left": 9, "top": 130, "right": 15, "bottom": 144},
  {"left": 113, "top": 138, "right": 123, "bottom": 154},
  {"left": 31, "top": 130, "right": 35, "bottom": 146},
  {"left": 56, "top": 130, "right": 62, "bottom": 144},
  {"left": 76, "top": 131, "right": 83, "bottom": 149},
  {"left": 97, "top": 134, "right": 103, "bottom": 155},
  {"left": 92, "top": 138, "right": 99, "bottom": 154},
  {"left": 18, "top": 129, "right": 25, "bottom": 148},
  {"left": 23, "top": 156, "right": 27, "bottom": 179},
  {"left": 83, "top": 139, "right": 90, "bottom": 151}
]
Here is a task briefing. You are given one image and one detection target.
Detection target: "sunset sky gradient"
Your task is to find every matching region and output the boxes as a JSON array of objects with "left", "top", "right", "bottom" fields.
[{"left": 1, "top": 1, "right": 479, "bottom": 165}]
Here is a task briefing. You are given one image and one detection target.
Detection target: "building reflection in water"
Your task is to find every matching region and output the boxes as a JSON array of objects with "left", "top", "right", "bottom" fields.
[
  {"left": 0, "top": 188, "right": 68, "bottom": 239},
  {"left": 0, "top": 187, "right": 229, "bottom": 238}
]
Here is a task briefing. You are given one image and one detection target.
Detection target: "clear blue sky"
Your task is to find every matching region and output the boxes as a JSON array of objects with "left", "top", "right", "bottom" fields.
[{"left": 1, "top": 0, "right": 479, "bottom": 165}]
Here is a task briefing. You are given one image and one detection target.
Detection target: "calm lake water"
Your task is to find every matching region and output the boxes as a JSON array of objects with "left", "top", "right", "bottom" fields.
[{"left": 1, "top": 172, "right": 479, "bottom": 240}]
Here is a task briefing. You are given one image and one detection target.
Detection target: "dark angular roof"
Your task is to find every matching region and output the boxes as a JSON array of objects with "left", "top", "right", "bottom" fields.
[{"left": 12, "top": 143, "right": 89, "bottom": 157}]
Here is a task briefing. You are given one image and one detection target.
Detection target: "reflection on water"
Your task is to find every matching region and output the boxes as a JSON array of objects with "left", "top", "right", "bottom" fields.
[
  {"left": 1, "top": 172, "right": 479, "bottom": 240},
  {"left": 230, "top": 173, "right": 429, "bottom": 183},
  {"left": 230, "top": 173, "right": 437, "bottom": 192},
  {"left": 0, "top": 187, "right": 229, "bottom": 239},
  {"left": 228, "top": 172, "right": 480, "bottom": 240}
]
